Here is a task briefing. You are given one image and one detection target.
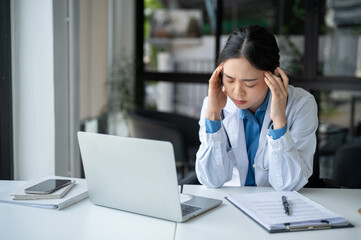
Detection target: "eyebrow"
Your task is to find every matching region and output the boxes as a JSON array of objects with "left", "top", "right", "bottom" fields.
[{"left": 224, "top": 72, "right": 259, "bottom": 82}]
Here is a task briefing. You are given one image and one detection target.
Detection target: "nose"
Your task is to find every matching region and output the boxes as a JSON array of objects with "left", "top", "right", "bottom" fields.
[{"left": 234, "top": 80, "right": 246, "bottom": 96}]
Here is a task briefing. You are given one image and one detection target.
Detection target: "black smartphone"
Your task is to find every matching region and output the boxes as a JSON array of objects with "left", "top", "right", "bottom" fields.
[{"left": 25, "top": 179, "right": 72, "bottom": 194}]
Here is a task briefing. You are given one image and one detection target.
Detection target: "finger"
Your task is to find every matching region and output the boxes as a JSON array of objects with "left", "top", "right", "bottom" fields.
[
  {"left": 277, "top": 67, "right": 289, "bottom": 89},
  {"left": 264, "top": 76, "right": 275, "bottom": 93},
  {"left": 265, "top": 72, "right": 282, "bottom": 95},
  {"left": 222, "top": 85, "right": 227, "bottom": 95},
  {"left": 265, "top": 71, "right": 286, "bottom": 97},
  {"left": 275, "top": 68, "right": 288, "bottom": 97},
  {"left": 209, "top": 65, "right": 224, "bottom": 86},
  {"left": 265, "top": 78, "right": 279, "bottom": 101}
]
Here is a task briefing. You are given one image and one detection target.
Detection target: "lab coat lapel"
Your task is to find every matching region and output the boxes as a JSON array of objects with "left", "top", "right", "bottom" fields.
[
  {"left": 223, "top": 100, "right": 248, "bottom": 186},
  {"left": 222, "top": 109, "right": 241, "bottom": 150}
]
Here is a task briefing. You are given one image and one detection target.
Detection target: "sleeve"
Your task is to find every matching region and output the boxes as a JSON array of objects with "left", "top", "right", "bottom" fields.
[
  {"left": 268, "top": 124, "right": 287, "bottom": 140},
  {"left": 195, "top": 97, "right": 235, "bottom": 188},
  {"left": 266, "top": 93, "right": 318, "bottom": 191},
  {"left": 205, "top": 119, "right": 221, "bottom": 133}
]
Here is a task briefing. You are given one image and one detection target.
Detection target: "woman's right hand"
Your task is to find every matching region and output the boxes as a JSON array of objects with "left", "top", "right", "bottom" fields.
[{"left": 206, "top": 65, "right": 227, "bottom": 121}]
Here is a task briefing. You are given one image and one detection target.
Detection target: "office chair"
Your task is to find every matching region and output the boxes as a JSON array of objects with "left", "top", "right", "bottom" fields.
[
  {"left": 333, "top": 140, "right": 361, "bottom": 188},
  {"left": 178, "top": 171, "right": 200, "bottom": 185},
  {"left": 319, "top": 127, "right": 348, "bottom": 157},
  {"left": 317, "top": 125, "right": 348, "bottom": 187},
  {"left": 127, "top": 109, "right": 200, "bottom": 180}
]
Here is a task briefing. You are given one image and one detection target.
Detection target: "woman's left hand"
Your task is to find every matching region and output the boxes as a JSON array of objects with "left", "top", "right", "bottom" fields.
[{"left": 264, "top": 67, "right": 289, "bottom": 129}]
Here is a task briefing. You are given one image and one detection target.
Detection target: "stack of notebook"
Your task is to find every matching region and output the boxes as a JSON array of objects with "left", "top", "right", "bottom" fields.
[{"left": 0, "top": 176, "right": 88, "bottom": 210}]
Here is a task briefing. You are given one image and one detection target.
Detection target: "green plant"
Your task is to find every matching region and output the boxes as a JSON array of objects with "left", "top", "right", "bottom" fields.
[
  {"left": 278, "top": 36, "right": 304, "bottom": 75},
  {"left": 107, "top": 56, "right": 135, "bottom": 115}
]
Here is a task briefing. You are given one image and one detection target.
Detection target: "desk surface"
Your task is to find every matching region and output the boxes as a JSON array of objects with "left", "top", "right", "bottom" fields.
[
  {"left": 0, "top": 181, "right": 175, "bottom": 240},
  {"left": 180, "top": 185, "right": 361, "bottom": 240},
  {"left": 1, "top": 181, "right": 360, "bottom": 240}
]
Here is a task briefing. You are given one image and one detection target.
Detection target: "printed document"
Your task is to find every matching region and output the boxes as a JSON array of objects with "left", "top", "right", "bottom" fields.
[{"left": 226, "top": 191, "right": 351, "bottom": 232}]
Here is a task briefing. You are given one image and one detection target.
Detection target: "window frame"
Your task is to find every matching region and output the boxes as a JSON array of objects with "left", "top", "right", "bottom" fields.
[
  {"left": 135, "top": 0, "right": 361, "bottom": 108},
  {"left": 0, "top": 0, "right": 14, "bottom": 180}
]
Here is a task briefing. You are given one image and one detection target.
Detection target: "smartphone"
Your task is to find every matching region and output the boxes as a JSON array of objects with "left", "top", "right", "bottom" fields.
[{"left": 25, "top": 179, "right": 72, "bottom": 194}]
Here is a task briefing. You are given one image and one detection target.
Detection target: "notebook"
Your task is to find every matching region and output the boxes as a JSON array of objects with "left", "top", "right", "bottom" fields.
[
  {"left": 226, "top": 191, "right": 353, "bottom": 233},
  {"left": 0, "top": 177, "right": 88, "bottom": 210},
  {"left": 77, "top": 131, "right": 222, "bottom": 222},
  {"left": 12, "top": 179, "right": 76, "bottom": 200}
]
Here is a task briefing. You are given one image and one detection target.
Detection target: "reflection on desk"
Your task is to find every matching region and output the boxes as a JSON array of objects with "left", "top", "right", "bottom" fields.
[{"left": 1, "top": 181, "right": 360, "bottom": 240}]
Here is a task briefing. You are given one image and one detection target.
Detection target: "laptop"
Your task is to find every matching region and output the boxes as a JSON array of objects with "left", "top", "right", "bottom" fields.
[{"left": 77, "top": 131, "right": 222, "bottom": 222}]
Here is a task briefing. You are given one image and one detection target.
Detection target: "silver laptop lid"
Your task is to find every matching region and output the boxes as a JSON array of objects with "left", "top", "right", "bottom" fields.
[{"left": 77, "top": 131, "right": 183, "bottom": 222}]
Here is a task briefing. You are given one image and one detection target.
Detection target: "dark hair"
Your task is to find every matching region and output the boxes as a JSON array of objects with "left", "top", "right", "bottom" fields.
[{"left": 217, "top": 25, "right": 280, "bottom": 72}]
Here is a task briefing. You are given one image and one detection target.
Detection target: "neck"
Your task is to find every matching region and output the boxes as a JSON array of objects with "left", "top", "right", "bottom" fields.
[{"left": 249, "top": 90, "right": 269, "bottom": 114}]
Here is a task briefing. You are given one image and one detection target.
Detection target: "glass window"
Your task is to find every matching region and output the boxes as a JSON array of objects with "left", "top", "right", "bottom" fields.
[
  {"left": 318, "top": 89, "right": 361, "bottom": 180},
  {"left": 144, "top": 0, "right": 216, "bottom": 73},
  {"left": 318, "top": 0, "right": 361, "bottom": 77},
  {"left": 221, "top": 0, "right": 306, "bottom": 75},
  {"left": 319, "top": 90, "right": 361, "bottom": 138},
  {"left": 145, "top": 81, "right": 208, "bottom": 118}
]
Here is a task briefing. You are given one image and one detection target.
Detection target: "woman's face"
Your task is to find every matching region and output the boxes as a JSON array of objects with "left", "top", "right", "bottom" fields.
[{"left": 222, "top": 57, "right": 269, "bottom": 113}]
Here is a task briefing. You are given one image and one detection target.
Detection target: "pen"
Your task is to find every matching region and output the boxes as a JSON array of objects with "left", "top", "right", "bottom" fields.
[{"left": 282, "top": 195, "right": 289, "bottom": 215}]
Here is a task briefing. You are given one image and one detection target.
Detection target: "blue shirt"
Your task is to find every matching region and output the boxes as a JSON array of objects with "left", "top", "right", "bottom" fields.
[
  {"left": 205, "top": 91, "right": 287, "bottom": 186},
  {"left": 240, "top": 92, "right": 269, "bottom": 186}
]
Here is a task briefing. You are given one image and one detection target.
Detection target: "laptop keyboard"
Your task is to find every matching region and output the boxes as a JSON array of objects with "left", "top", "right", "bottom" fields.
[{"left": 181, "top": 204, "right": 201, "bottom": 216}]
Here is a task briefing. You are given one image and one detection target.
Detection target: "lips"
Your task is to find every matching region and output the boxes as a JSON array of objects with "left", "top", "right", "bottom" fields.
[{"left": 234, "top": 100, "right": 247, "bottom": 105}]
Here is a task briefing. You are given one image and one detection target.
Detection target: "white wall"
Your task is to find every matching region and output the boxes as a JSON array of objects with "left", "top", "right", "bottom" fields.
[
  {"left": 11, "top": 0, "right": 136, "bottom": 179},
  {"left": 12, "top": 0, "right": 55, "bottom": 180},
  {"left": 12, "top": 0, "right": 81, "bottom": 180}
]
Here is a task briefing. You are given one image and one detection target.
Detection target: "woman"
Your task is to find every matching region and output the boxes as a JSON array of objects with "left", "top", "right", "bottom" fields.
[{"left": 195, "top": 25, "right": 318, "bottom": 191}]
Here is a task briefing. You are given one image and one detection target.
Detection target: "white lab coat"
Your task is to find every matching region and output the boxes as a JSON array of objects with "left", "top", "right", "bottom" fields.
[{"left": 195, "top": 85, "right": 318, "bottom": 191}]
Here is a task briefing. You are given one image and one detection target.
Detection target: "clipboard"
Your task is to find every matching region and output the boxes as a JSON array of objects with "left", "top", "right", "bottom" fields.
[{"left": 225, "top": 191, "right": 353, "bottom": 233}]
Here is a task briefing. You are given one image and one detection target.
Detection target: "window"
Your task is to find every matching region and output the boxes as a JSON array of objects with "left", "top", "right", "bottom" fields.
[
  {"left": 221, "top": 0, "right": 306, "bottom": 75},
  {"left": 136, "top": 0, "right": 361, "bottom": 187},
  {"left": 318, "top": 0, "right": 361, "bottom": 77},
  {"left": 139, "top": 0, "right": 309, "bottom": 116},
  {"left": 316, "top": 1, "right": 361, "bottom": 181},
  {"left": 144, "top": 0, "right": 215, "bottom": 73}
]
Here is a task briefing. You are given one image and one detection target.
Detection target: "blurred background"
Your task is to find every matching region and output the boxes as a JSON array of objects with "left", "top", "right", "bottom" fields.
[{"left": 2, "top": 0, "right": 361, "bottom": 188}]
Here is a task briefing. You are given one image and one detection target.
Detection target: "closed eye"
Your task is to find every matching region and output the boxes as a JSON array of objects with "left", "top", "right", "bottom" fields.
[
  {"left": 224, "top": 76, "right": 235, "bottom": 83},
  {"left": 245, "top": 83, "right": 257, "bottom": 88}
]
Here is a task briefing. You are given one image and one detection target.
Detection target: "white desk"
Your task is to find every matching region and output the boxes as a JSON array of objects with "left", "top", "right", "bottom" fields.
[
  {"left": 0, "top": 181, "right": 175, "bottom": 240},
  {"left": 1, "top": 181, "right": 360, "bottom": 240},
  {"left": 179, "top": 185, "right": 361, "bottom": 240}
]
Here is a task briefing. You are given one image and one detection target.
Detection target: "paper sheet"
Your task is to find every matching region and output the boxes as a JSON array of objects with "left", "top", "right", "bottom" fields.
[{"left": 227, "top": 191, "right": 348, "bottom": 230}]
